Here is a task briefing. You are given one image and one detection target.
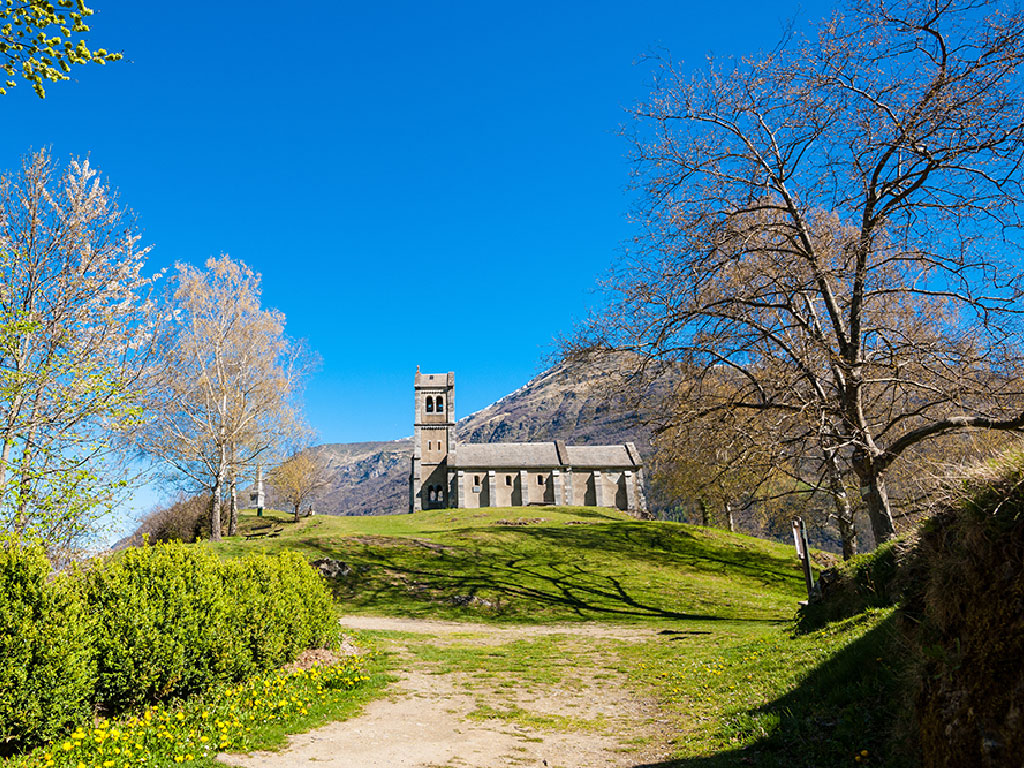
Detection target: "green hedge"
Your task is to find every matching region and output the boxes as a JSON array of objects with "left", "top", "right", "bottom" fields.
[
  {"left": 0, "top": 538, "right": 94, "bottom": 755},
  {"left": 0, "top": 539, "right": 337, "bottom": 754}
]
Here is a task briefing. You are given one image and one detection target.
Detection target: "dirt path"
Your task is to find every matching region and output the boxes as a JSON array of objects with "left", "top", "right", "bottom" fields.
[{"left": 218, "top": 615, "right": 672, "bottom": 768}]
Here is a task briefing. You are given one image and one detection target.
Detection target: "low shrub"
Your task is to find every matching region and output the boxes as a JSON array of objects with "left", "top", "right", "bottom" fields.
[
  {"left": 0, "top": 538, "right": 94, "bottom": 755},
  {"left": 224, "top": 550, "right": 337, "bottom": 672},
  {"left": 0, "top": 536, "right": 339, "bottom": 755},
  {"left": 85, "top": 542, "right": 338, "bottom": 712},
  {"left": 84, "top": 542, "right": 245, "bottom": 709}
]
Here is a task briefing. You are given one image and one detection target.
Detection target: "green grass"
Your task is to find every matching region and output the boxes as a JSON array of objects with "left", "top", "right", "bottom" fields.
[
  {"left": 212, "top": 507, "right": 811, "bottom": 624},
  {"left": 614, "top": 610, "right": 908, "bottom": 767}
]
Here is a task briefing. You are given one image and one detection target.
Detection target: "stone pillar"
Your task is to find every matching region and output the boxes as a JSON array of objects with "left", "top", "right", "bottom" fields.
[
  {"left": 624, "top": 470, "right": 636, "bottom": 512},
  {"left": 456, "top": 470, "right": 466, "bottom": 509},
  {"left": 487, "top": 470, "right": 497, "bottom": 508},
  {"left": 411, "top": 458, "right": 422, "bottom": 513},
  {"left": 519, "top": 469, "right": 530, "bottom": 506},
  {"left": 447, "top": 470, "right": 456, "bottom": 509},
  {"left": 565, "top": 468, "right": 575, "bottom": 506},
  {"left": 552, "top": 470, "right": 563, "bottom": 506},
  {"left": 635, "top": 468, "right": 649, "bottom": 516},
  {"left": 594, "top": 470, "right": 605, "bottom": 507}
]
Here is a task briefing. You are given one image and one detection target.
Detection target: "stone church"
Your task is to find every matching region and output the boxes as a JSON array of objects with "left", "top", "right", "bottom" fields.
[{"left": 409, "top": 367, "right": 647, "bottom": 514}]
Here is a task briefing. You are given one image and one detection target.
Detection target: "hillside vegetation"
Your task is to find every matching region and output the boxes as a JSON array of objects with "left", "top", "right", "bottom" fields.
[{"left": 214, "top": 507, "right": 807, "bottom": 623}]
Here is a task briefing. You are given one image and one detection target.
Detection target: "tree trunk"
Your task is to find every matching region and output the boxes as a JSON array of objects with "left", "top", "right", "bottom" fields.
[
  {"left": 853, "top": 457, "right": 895, "bottom": 546},
  {"left": 293, "top": 500, "right": 301, "bottom": 524},
  {"left": 826, "top": 453, "right": 857, "bottom": 560},
  {"left": 211, "top": 447, "right": 225, "bottom": 541},
  {"left": 699, "top": 497, "right": 710, "bottom": 526},
  {"left": 724, "top": 500, "right": 735, "bottom": 532},
  {"left": 228, "top": 465, "right": 238, "bottom": 537}
]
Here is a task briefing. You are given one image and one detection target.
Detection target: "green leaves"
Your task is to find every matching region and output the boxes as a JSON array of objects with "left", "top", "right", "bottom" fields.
[
  {"left": 0, "top": 537, "right": 339, "bottom": 754},
  {"left": 0, "top": 0, "right": 121, "bottom": 98}
]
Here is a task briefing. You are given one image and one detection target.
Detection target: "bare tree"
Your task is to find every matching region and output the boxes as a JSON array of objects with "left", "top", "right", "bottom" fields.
[
  {"left": 584, "top": 0, "right": 1024, "bottom": 545},
  {"left": 267, "top": 449, "right": 331, "bottom": 523},
  {"left": 0, "top": 150, "right": 158, "bottom": 557},
  {"left": 140, "top": 255, "right": 313, "bottom": 540}
]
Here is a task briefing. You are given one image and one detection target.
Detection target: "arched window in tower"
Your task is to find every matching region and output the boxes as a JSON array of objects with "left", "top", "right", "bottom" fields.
[
  {"left": 436, "top": 395, "right": 444, "bottom": 412},
  {"left": 425, "top": 396, "right": 434, "bottom": 413}
]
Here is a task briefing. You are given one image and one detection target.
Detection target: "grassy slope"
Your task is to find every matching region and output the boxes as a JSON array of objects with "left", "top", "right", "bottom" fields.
[
  {"left": 210, "top": 509, "right": 904, "bottom": 766},
  {"left": 213, "top": 507, "right": 808, "bottom": 624}
]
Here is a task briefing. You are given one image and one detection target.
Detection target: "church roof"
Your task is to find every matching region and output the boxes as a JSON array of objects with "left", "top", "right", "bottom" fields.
[
  {"left": 451, "top": 442, "right": 559, "bottom": 468},
  {"left": 564, "top": 444, "right": 638, "bottom": 467},
  {"left": 449, "top": 441, "right": 641, "bottom": 469}
]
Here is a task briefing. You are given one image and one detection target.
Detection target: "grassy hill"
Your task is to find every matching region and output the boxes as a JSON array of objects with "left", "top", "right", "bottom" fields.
[
  {"left": 211, "top": 507, "right": 809, "bottom": 624},
  {"left": 203, "top": 507, "right": 904, "bottom": 766}
]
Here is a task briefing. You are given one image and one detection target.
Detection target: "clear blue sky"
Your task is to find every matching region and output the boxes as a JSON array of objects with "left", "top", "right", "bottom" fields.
[{"left": 0, "top": 0, "right": 835, "bottom": 446}]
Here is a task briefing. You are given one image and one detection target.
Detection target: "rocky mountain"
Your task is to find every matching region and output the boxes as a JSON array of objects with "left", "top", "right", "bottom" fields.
[{"left": 315, "top": 362, "right": 655, "bottom": 516}]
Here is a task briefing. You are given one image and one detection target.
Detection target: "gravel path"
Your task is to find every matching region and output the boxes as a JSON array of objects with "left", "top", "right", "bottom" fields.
[{"left": 217, "top": 615, "right": 673, "bottom": 768}]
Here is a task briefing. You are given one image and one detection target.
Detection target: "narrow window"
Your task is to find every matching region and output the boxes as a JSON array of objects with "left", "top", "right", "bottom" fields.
[
  {"left": 474, "top": 476, "right": 480, "bottom": 485},
  {"left": 437, "top": 395, "right": 444, "bottom": 412},
  {"left": 537, "top": 475, "right": 544, "bottom": 485},
  {"left": 428, "top": 488, "right": 436, "bottom": 503},
  {"left": 425, "top": 396, "right": 434, "bottom": 413},
  {"left": 506, "top": 475, "right": 512, "bottom": 486}
]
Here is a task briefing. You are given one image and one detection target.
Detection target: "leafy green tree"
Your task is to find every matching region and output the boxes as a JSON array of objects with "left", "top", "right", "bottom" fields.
[
  {"left": 0, "top": 1, "right": 121, "bottom": 98},
  {"left": 0, "top": 151, "right": 159, "bottom": 561}
]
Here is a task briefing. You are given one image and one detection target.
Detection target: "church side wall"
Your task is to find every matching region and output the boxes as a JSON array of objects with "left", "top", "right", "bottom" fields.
[{"left": 444, "top": 465, "right": 641, "bottom": 511}]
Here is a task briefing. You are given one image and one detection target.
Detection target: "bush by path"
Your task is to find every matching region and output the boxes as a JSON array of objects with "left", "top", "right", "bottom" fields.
[{"left": 0, "top": 539, "right": 338, "bottom": 755}]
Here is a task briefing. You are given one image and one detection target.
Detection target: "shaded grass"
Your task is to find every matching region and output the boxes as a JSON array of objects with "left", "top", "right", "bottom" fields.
[
  {"left": 619, "top": 610, "right": 908, "bottom": 768},
  {"left": 212, "top": 508, "right": 810, "bottom": 624}
]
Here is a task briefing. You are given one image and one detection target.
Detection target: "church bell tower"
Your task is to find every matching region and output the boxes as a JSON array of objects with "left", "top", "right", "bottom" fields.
[{"left": 410, "top": 366, "right": 455, "bottom": 512}]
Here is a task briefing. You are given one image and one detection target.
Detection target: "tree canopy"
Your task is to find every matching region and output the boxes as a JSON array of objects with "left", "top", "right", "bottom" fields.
[{"left": 580, "top": 0, "right": 1024, "bottom": 546}]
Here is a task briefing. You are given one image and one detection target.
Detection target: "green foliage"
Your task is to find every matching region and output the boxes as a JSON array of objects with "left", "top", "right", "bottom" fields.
[
  {"left": 798, "top": 538, "right": 905, "bottom": 631},
  {"left": 222, "top": 550, "right": 337, "bottom": 672},
  {"left": 85, "top": 543, "right": 244, "bottom": 709},
  {"left": 0, "top": 0, "right": 121, "bottom": 98},
  {"left": 84, "top": 542, "right": 338, "bottom": 711},
  {"left": 0, "top": 534, "right": 341, "bottom": 756},
  {"left": 0, "top": 537, "right": 94, "bottom": 755}
]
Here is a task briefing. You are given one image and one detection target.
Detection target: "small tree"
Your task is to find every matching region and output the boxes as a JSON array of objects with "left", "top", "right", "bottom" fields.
[
  {"left": 267, "top": 450, "right": 331, "bottom": 523},
  {"left": 140, "top": 256, "right": 313, "bottom": 540},
  {"left": 0, "top": 150, "right": 158, "bottom": 558}
]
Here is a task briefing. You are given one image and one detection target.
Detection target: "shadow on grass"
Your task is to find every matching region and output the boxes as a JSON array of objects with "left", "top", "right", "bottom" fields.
[
  {"left": 630, "top": 612, "right": 909, "bottom": 768},
  {"left": 301, "top": 521, "right": 805, "bottom": 623}
]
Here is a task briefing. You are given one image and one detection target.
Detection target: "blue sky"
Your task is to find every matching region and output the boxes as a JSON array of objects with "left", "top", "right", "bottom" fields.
[{"left": 0, "top": 0, "right": 835, "bottom": 448}]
